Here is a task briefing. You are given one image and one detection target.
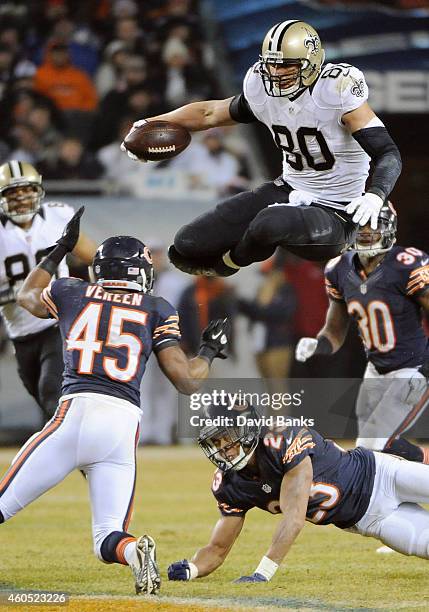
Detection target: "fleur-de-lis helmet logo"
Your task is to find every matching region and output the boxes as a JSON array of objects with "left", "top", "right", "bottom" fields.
[{"left": 304, "top": 29, "right": 320, "bottom": 55}]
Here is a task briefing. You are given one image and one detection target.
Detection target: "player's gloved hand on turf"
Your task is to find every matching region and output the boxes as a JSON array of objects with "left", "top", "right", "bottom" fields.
[
  {"left": 288, "top": 189, "right": 315, "bottom": 207},
  {"left": 234, "top": 572, "right": 268, "bottom": 583},
  {"left": 295, "top": 337, "right": 318, "bottom": 362},
  {"left": 56, "top": 206, "right": 85, "bottom": 253},
  {"left": 168, "top": 559, "right": 198, "bottom": 580},
  {"left": 199, "top": 318, "right": 229, "bottom": 362},
  {"left": 346, "top": 193, "right": 383, "bottom": 229},
  {"left": 120, "top": 119, "right": 148, "bottom": 162}
]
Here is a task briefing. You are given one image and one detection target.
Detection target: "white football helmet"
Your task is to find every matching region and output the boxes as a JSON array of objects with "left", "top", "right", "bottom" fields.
[{"left": 259, "top": 20, "right": 325, "bottom": 98}]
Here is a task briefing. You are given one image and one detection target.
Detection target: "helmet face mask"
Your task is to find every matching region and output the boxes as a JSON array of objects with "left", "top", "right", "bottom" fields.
[
  {"left": 198, "top": 404, "right": 261, "bottom": 472},
  {"left": 91, "top": 236, "right": 154, "bottom": 294},
  {"left": 0, "top": 161, "right": 44, "bottom": 224},
  {"left": 354, "top": 204, "right": 397, "bottom": 258},
  {"left": 259, "top": 21, "right": 324, "bottom": 98}
]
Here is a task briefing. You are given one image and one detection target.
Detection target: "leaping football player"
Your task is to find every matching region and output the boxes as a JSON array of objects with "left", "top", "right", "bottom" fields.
[
  {"left": 0, "top": 160, "right": 97, "bottom": 422},
  {"left": 168, "top": 404, "right": 429, "bottom": 584},
  {"left": 122, "top": 20, "right": 401, "bottom": 278},
  {"left": 295, "top": 204, "right": 429, "bottom": 466},
  {"left": 0, "top": 207, "right": 230, "bottom": 594}
]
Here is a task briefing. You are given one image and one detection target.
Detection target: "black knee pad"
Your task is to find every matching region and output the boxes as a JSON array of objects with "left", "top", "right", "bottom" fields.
[
  {"left": 0, "top": 510, "right": 4, "bottom": 524},
  {"left": 100, "top": 530, "right": 133, "bottom": 563}
]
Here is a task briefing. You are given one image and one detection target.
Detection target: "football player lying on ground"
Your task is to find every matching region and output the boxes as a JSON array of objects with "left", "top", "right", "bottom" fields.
[
  {"left": 168, "top": 404, "right": 429, "bottom": 583},
  {"left": 296, "top": 203, "right": 429, "bottom": 464},
  {"left": 122, "top": 20, "right": 401, "bottom": 278},
  {"left": 1, "top": 207, "right": 230, "bottom": 595}
]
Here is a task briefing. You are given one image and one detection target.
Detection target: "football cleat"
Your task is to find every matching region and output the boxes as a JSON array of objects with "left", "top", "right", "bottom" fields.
[
  {"left": 168, "top": 246, "right": 239, "bottom": 277},
  {"left": 168, "top": 245, "right": 217, "bottom": 276},
  {"left": 130, "top": 535, "right": 161, "bottom": 595}
]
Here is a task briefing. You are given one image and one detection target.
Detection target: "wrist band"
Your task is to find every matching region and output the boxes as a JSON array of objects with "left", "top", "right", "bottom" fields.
[
  {"left": 38, "top": 244, "right": 68, "bottom": 275},
  {"left": 188, "top": 562, "right": 198, "bottom": 580},
  {"left": 314, "top": 335, "right": 333, "bottom": 356},
  {"left": 254, "top": 556, "right": 279, "bottom": 581},
  {"left": 198, "top": 345, "right": 217, "bottom": 364}
]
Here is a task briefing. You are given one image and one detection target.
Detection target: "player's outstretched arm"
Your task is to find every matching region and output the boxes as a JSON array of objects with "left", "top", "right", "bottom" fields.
[
  {"left": 168, "top": 516, "right": 244, "bottom": 581},
  {"left": 235, "top": 457, "right": 313, "bottom": 584},
  {"left": 156, "top": 319, "right": 229, "bottom": 394},
  {"left": 17, "top": 206, "right": 84, "bottom": 318},
  {"left": 133, "top": 98, "right": 237, "bottom": 133},
  {"left": 71, "top": 231, "right": 98, "bottom": 265},
  {"left": 295, "top": 300, "right": 349, "bottom": 362}
]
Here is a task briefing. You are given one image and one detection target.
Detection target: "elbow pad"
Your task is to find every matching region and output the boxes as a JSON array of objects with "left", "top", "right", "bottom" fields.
[{"left": 353, "top": 127, "right": 402, "bottom": 201}]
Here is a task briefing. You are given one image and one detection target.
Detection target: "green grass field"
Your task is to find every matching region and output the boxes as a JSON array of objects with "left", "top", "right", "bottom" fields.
[{"left": 0, "top": 446, "right": 428, "bottom": 612}]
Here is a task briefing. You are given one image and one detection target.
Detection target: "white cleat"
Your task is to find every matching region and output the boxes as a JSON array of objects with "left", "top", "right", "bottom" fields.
[
  {"left": 130, "top": 535, "right": 161, "bottom": 595},
  {"left": 376, "top": 545, "right": 396, "bottom": 554}
]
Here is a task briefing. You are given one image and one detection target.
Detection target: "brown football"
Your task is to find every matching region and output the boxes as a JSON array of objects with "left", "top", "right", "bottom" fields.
[{"left": 123, "top": 120, "right": 191, "bottom": 161}]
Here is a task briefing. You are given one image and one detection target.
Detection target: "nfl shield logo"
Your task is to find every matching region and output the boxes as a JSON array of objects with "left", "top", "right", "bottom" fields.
[
  {"left": 360, "top": 283, "right": 367, "bottom": 294},
  {"left": 262, "top": 484, "right": 272, "bottom": 493}
]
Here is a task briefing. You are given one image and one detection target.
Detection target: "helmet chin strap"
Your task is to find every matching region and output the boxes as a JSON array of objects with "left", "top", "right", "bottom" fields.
[{"left": 231, "top": 445, "right": 257, "bottom": 471}]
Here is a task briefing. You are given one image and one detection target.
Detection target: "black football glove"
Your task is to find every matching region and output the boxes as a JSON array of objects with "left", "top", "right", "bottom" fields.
[
  {"left": 57, "top": 205, "right": 85, "bottom": 253},
  {"left": 168, "top": 560, "right": 192, "bottom": 581},
  {"left": 199, "top": 318, "right": 229, "bottom": 363}
]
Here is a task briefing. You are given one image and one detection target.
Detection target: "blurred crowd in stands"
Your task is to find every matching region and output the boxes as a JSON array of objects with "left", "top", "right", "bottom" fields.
[{"left": 0, "top": 0, "right": 251, "bottom": 195}]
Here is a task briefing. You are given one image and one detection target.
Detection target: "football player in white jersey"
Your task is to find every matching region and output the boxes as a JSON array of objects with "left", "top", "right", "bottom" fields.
[
  {"left": 0, "top": 160, "right": 97, "bottom": 421},
  {"left": 122, "top": 20, "right": 402, "bottom": 277}
]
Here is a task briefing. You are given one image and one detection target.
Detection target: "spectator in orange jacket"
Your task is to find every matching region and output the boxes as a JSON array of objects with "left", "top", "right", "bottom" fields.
[{"left": 34, "top": 41, "right": 98, "bottom": 112}]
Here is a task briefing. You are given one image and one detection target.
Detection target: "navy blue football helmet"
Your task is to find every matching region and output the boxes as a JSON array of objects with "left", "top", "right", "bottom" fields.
[
  {"left": 198, "top": 403, "right": 262, "bottom": 472},
  {"left": 91, "top": 236, "right": 154, "bottom": 293}
]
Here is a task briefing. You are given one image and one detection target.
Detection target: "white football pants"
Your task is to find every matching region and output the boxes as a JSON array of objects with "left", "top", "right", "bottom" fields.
[
  {"left": 355, "top": 362, "right": 429, "bottom": 450},
  {"left": 0, "top": 393, "right": 141, "bottom": 560},
  {"left": 352, "top": 452, "right": 429, "bottom": 558}
]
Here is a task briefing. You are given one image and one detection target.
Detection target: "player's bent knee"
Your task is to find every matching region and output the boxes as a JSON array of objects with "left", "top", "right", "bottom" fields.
[{"left": 247, "top": 209, "right": 286, "bottom": 245}]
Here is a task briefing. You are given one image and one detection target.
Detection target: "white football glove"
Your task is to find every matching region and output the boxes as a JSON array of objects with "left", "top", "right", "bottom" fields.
[
  {"left": 288, "top": 189, "right": 315, "bottom": 206},
  {"left": 345, "top": 193, "right": 383, "bottom": 230},
  {"left": 295, "top": 337, "right": 318, "bottom": 362},
  {"left": 120, "top": 119, "right": 149, "bottom": 162}
]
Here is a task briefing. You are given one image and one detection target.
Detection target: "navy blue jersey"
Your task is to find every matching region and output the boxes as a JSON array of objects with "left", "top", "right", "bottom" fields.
[
  {"left": 40, "top": 278, "right": 181, "bottom": 406},
  {"left": 325, "top": 246, "right": 429, "bottom": 373},
  {"left": 212, "top": 427, "right": 375, "bottom": 529}
]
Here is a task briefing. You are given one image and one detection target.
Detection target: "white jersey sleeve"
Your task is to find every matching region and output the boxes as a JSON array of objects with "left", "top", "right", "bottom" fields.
[{"left": 313, "top": 63, "right": 369, "bottom": 114}]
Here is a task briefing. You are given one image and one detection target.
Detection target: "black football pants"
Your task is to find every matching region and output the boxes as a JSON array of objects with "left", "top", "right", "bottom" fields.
[
  {"left": 174, "top": 178, "right": 357, "bottom": 263},
  {"left": 13, "top": 325, "right": 63, "bottom": 422}
]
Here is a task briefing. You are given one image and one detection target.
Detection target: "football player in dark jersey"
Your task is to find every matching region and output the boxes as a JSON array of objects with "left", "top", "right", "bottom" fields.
[
  {"left": 0, "top": 207, "right": 230, "bottom": 595},
  {"left": 168, "top": 404, "right": 429, "bottom": 583},
  {"left": 122, "top": 20, "right": 401, "bottom": 278},
  {"left": 296, "top": 204, "right": 429, "bottom": 465}
]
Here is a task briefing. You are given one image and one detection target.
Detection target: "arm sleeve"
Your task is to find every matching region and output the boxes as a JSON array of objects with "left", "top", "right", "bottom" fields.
[
  {"left": 40, "top": 277, "right": 82, "bottom": 318},
  {"left": 324, "top": 258, "right": 344, "bottom": 302},
  {"left": 229, "top": 93, "right": 258, "bottom": 124},
  {"left": 152, "top": 298, "right": 181, "bottom": 353},
  {"left": 352, "top": 127, "right": 402, "bottom": 201},
  {"left": 281, "top": 428, "right": 316, "bottom": 473},
  {"left": 402, "top": 251, "right": 429, "bottom": 298}
]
